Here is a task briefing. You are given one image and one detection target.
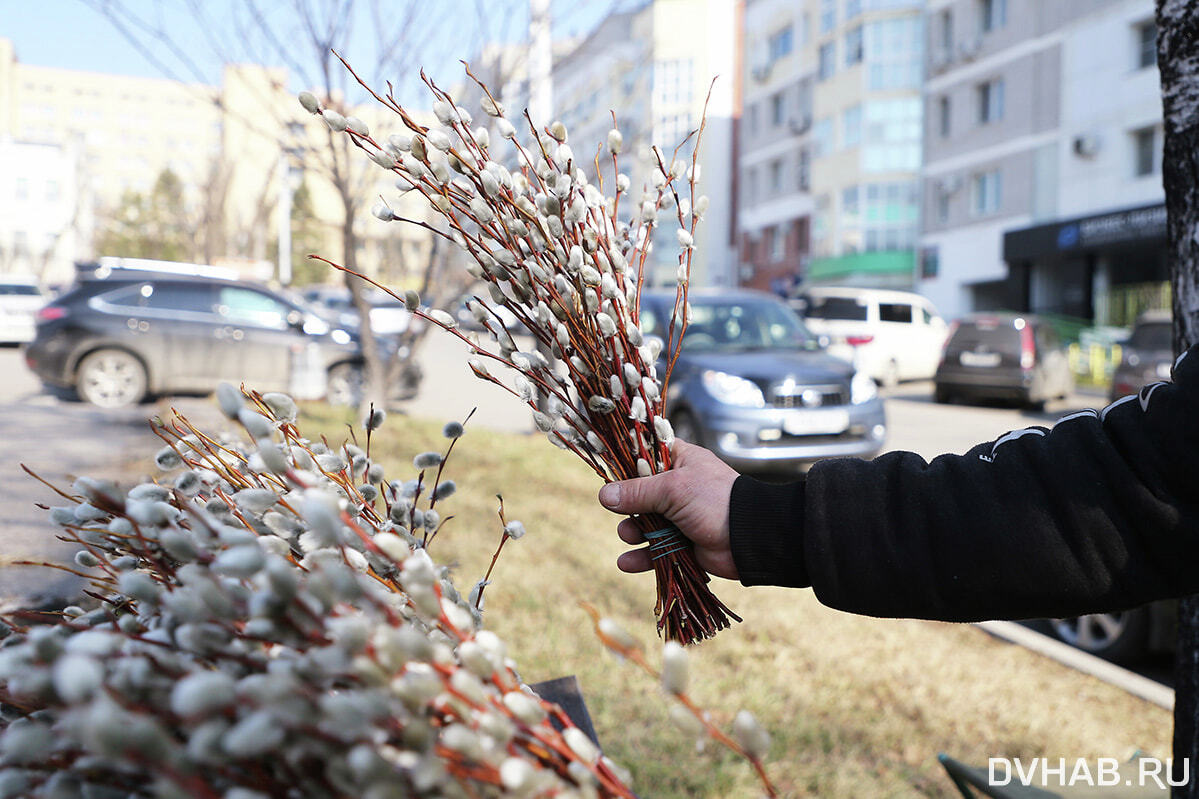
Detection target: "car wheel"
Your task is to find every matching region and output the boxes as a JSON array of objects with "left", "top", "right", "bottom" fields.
[
  {"left": 75, "top": 349, "right": 147, "bottom": 408},
  {"left": 1049, "top": 607, "right": 1152, "bottom": 663},
  {"left": 327, "top": 362, "right": 365, "bottom": 407},
  {"left": 670, "top": 410, "right": 703, "bottom": 446}
]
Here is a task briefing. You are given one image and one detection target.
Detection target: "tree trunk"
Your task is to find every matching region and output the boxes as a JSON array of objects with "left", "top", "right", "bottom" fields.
[
  {"left": 1157, "top": 2, "right": 1199, "bottom": 793},
  {"left": 340, "top": 202, "right": 387, "bottom": 417}
]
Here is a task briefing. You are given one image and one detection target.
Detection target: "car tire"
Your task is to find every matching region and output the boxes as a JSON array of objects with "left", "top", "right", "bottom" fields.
[
  {"left": 670, "top": 410, "right": 704, "bottom": 447},
  {"left": 1049, "top": 607, "right": 1152, "bottom": 663},
  {"left": 75, "top": 349, "right": 148, "bottom": 408},
  {"left": 326, "top": 362, "right": 365, "bottom": 407}
]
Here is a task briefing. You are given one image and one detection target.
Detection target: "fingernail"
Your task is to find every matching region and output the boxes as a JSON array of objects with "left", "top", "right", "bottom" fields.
[{"left": 599, "top": 483, "right": 620, "bottom": 508}]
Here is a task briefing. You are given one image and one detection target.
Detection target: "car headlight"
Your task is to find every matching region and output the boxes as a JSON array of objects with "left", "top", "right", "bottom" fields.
[
  {"left": 851, "top": 371, "right": 877, "bottom": 404},
  {"left": 702, "top": 370, "right": 765, "bottom": 408}
]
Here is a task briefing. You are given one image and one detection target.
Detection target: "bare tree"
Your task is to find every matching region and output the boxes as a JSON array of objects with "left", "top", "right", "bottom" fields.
[
  {"left": 1156, "top": 1, "right": 1199, "bottom": 793},
  {"left": 83, "top": 0, "right": 528, "bottom": 413}
]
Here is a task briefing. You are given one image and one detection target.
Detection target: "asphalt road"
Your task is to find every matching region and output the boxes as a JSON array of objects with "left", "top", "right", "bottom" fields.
[{"left": 0, "top": 345, "right": 224, "bottom": 609}]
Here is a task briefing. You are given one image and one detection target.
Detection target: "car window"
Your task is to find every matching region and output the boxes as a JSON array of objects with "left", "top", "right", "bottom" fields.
[
  {"left": 683, "top": 299, "right": 816, "bottom": 352},
  {"left": 921, "top": 307, "right": 935, "bottom": 325},
  {"left": 99, "top": 282, "right": 216, "bottom": 314},
  {"left": 1128, "top": 321, "right": 1173, "bottom": 351},
  {"left": 216, "top": 287, "right": 293, "bottom": 329},
  {"left": 878, "top": 303, "right": 913, "bottom": 324},
  {"left": 0, "top": 284, "right": 41, "bottom": 296},
  {"left": 802, "top": 295, "right": 868, "bottom": 321},
  {"left": 947, "top": 321, "right": 1021, "bottom": 355}
]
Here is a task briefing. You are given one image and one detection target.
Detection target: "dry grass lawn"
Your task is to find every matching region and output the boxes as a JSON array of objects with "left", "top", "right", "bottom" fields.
[{"left": 302, "top": 405, "right": 1171, "bottom": 798}]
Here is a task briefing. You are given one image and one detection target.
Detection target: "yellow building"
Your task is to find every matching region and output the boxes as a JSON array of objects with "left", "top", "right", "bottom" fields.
[{"left": 0, "top": 37, "right": 434, "bottom": 288}]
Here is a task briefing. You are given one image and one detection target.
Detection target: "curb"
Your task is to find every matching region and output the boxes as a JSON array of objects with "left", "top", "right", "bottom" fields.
[{"left": 974, "top": 620, "right": 1174, "bottom": 710}]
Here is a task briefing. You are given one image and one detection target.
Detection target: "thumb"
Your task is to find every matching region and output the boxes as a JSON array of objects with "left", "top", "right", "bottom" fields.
[{"left": 598, "top": 471, "right": 674, "bottom": 516}]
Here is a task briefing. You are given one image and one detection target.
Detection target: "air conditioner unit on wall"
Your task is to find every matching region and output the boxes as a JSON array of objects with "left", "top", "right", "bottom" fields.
[
  {"left": 751, "top": 61, "right": 772, "bottom": 83},
  {"left": 957, "top": 36, "right": 981, "bottom": 60},
  {"left": 1073, "top": 133, "right": 1102, "bottom": 158},
  {"left": 788, "top": 115, "right": 812, "bottom": 135},
  {"left": 937, "top": 175, "right": 963, "bottom": 194}
]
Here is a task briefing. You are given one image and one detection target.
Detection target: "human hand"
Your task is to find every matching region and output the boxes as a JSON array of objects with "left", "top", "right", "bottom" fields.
[{"left": 597, "top": 440, "right": 740, "bottom": 580}]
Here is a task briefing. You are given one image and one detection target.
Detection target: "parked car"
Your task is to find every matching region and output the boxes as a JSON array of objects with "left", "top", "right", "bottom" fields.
[
  {"left": 1109, "top": 309, "right": 1174, "bottom": 401},
  {"left": 26, "top": 269, "right": 368, "bottom": 408},
  {"left": 1046, "top": 601, "right": 1177, "bottom": 663},
  {"left": 933, "top": 313, "right": 1073, "bottom": 408},
  {"left": 0, "top": 275, "right": 48, "bottom": 344},
  {"left": 301, "top": 285, "right": 413, "bottom": 336},
  {"left": 639, "top": 289, "right": 886, "bottom": 474},
  {"left": 793, "top": 286, "right": 949, "bottom": 386}
]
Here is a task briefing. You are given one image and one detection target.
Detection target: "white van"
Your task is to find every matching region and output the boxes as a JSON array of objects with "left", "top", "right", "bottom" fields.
[{"left": 795, "top": 286, "right": 949, "bottom": 385}]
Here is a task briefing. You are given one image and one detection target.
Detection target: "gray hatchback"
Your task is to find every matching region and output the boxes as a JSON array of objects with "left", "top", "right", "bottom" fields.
[{"left": 640, "top": 290, "right": 886, "bottom": 474}]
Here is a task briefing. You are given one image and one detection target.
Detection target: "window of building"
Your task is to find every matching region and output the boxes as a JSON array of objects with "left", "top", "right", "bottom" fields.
[
  {"left": 845, "top": 26, "right": 864, "bottom": 65},
  {"left": 797, "top": 148, "right": 811, "bottom": 190},
  {"left": 813, "top": 118, "right": 834, "bottom": 158},
  {"left": 843, "top": 104, "right": 862, "bottom": 147},
  {"left": 771, "top": 91, "right": 786, "bottom": 126},
  {"left": 1136, "top": 20, "right": 1157, "bottom": 69},
  {"left": 977, "top": 78, "right": 1004, "bottom": 124},
  {"left": 746, "top": 167, "right": 759, "bottom": 204},
  {"left": 1133, "top": 126, "right": 1159, "bottom": 177},
  {"left": 936, "top": 189, "right": 950, "bottom": 223},
  {"left": 818, "top": 42, "right": 836, "bottom": 81},
  {"left": 972, "top": 169, "right": 1002, "bottom": 215},
  {"left": 863, "top": 98, "right": 922, "bottom": 171},
  {"left": 865, "top": 17, "right": 924, "bottom": 90},
  {"left": 920, "top": 246, "right": 940, "bottom": 278},
  {"left": 842, "top": 185, "right": 860, "bottom": 216},
  {"left": 979, "top": 0, "right": 1006, "bottom": 33},
  {"left": 15, "top": 178, "right": 29, "bottom": 202},
  {"left": 45, "top": 180, "right": 60, "bottom": 203},
  {"left": 847, "top": 0, "right": 863, "bottom": 18},
  {"left": 820, "top": 0, "right": 836, "bottom": 33},
  {"left": 748, "top": 102, "right": 759, "bottom": 136},
  {"left": 770, "top": 224, "right": 786, "bottom": 261},
  {"left": 939, "top": 9, "right": 953, "bottom": 52},
  {"left": 768, "top": 158, "right": 784, "bottom": 192},
  {"left": 768, "top": 25, "right": 794, "bottom": 61},
  {"left": 939, "top": 96, "right": 951, "bottom": 137}
]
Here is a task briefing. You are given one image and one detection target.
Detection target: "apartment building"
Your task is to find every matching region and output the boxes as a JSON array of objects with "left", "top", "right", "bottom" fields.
[
  {"left": 552, "top": 0, "right": 739, "bottom": 288},
  {"left": 739, "top": 0, "right": 814, "bottom": 294},
  {"left": 917, "top": 0, "right": 1164, "bottom": 322},
  {"left": 738, "top": 0, "right": 925, "bottom": 294}
]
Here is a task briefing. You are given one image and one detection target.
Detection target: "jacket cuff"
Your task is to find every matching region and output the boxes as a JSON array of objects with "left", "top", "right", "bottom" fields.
[{"left": 728, "top": 475, "right": 810, "bottom": 587}]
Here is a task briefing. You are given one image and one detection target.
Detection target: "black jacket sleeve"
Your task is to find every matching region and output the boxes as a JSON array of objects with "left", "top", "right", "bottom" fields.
[{"left": 728, "top": 344, "right": 1199, "bottom": 623}]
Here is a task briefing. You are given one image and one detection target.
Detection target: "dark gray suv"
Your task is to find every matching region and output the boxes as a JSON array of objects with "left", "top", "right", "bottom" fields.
[
  {"left": 26, "top": 269, "right": 368, "bottom": 408},
  {"left": 640, "top": 290, "right": 886, "bottom": 474}
]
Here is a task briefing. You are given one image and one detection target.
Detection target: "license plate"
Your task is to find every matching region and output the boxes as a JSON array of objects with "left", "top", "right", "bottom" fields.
[
  {"left": 960, "top": 351, "right": 1001, "bottom": 367},
  {"left": 782, "top": 409, "right": 850, "bottom": 436}
]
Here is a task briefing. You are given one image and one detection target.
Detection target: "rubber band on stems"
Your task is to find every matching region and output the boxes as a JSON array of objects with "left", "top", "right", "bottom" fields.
[{"left": 644, "top": 524, "right": 691, "bottom": 560}]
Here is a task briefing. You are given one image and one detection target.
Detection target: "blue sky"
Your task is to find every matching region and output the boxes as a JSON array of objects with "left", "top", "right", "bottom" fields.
[{"left": 3, "top": 1, "right": 620, "bottom": 101}]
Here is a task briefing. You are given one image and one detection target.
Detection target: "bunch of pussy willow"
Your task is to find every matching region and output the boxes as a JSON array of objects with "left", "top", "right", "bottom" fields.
[{"left": 298, "top": 56, "right": 738, "bottom": 645}]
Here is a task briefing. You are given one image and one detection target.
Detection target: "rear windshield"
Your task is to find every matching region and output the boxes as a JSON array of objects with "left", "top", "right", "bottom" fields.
[
  {"left": 803, "top": 295, "right": 868, "bottom": 321},
  {"left": 1128, "top": 321, "right": 1173, "bottom": 351},
  {"left": 0, "top": 284, "right": 41, "bottom": 296},
  {"left": 948, "top": 321, "right": 1022, "bottom": 355}
]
